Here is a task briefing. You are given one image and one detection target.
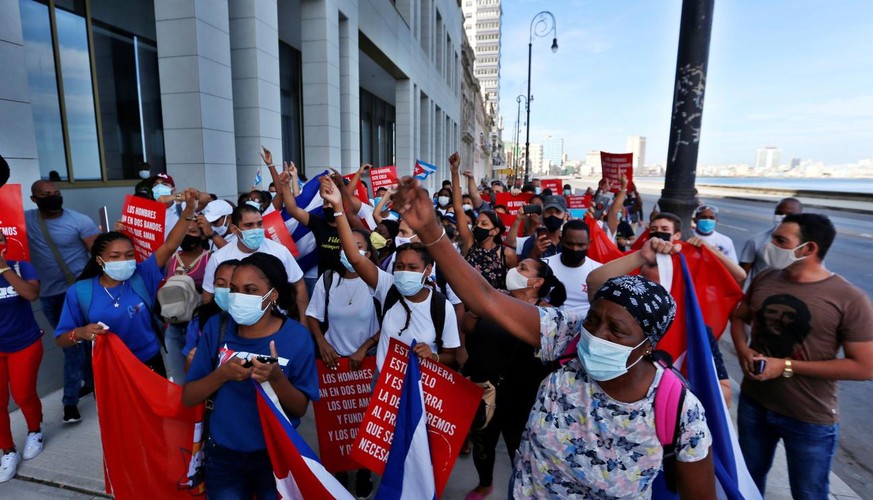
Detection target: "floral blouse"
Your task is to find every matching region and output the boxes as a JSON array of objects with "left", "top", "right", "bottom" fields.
[{"left": 511, "top": 307, "right": 712, "bottom": 499}]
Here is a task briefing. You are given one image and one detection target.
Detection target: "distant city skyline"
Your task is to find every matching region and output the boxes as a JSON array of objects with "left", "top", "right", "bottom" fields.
[{"left": 497, "top": 0, "right": 873, "bottom": 167}]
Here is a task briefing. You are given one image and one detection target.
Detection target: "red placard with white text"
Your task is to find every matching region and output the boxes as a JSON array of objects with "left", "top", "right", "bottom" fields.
[
  {"left": 541, "top": 178, "right": 563, "bottom": 193},
  {"left": 262, "top": 210, "right": 299, "bottom": 257},
  {"left": 600, "top": 152, "right": 634, "bottom": 192},
  {"left": 567, "top": 195, "right": 592, "bottom": 209},
  {"left": 0, "top": 184, "right": 30, "bottom": 261},
  {"left": 120, "top": 195, "right": 166, "bottom": 262},
  {"left": 343, "top": 173, "right": 370, "bottom": 204},
  {"left": 494, "top": 192, "right": 533, "bottom": 212},
  {"left": 313, "top": 356, "right": 377, "bottom": 472},
  {"left": 350, "top": 339, "right": 482, "bottom": 497},
  {"left": 369, "top": 166, "right": 398, "bottom": 192}
]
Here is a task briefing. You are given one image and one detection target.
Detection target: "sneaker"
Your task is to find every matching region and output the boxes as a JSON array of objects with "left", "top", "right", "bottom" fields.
[
  {"left": 0, "top": 451, "right": 21, "bottom": 483},
  {"left": 63, "top": 405, "right": 81, "bottom": 424},
  {"left": 78, "top": 385, "right": 94, "bottom": 398},
  {"left": 22, "top": 431, "right": 44, "bottom": 460},
  {"left": 355, "top": 470, "right": 373, "bottom": 499}
]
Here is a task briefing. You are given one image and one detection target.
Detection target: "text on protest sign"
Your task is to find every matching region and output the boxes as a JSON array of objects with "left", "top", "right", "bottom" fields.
[
  {"left": 494, "top": 192, "right": 534, "bottom": 212},
  {"left": 566, "top": 195, "right": 592, "bottom": 209},
  {"left": 312, "top": 357, "right": 376, "bottom": 472},
  {"left": 0, "top": 184, "right": 30, "bottom": 261},
  {"left": 350, "top": 338, "right": 482, "bottom": 497},
  {"left": 600, "top": 152, "right": 634, "bottom": 192},
  {"left": 261, "top": 210, "right": 299, "bottom": 257},
  {"left": 369, "top": 166, "right": 398, "bottom": 192},
  {"left": 540, "top": 178, "right": 563, "bottom": 194},
  {"left": 120, "top": 195, "right": 166, "bottom": 262}
]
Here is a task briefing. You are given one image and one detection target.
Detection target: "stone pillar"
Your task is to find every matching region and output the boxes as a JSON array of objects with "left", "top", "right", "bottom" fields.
[
  {"left": 338, "top": 13, "right": 360, "bottom": 174},
  {"left": 301, "top": 0, "right": 341, "bottom": 176},
  {"left": 155, "top": 0, "right": 237, "bottom": 198},
  {"left": 395, "top": 79, "right": 415, "bottom": 178},
  {"left": 229, "top": 0, "right": 282, "bottom": 193}
]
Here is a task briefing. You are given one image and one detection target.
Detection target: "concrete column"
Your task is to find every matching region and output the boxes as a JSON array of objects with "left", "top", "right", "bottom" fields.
[
  {"left": 0, "top": 0, "right": 40, "bottom": 194},
  {"left": 229, "top": 0, "right": 282, "bottom": 193},
  {"left": 394, "top": 79, "right": 415, "bottom": 177},
  {"left": 301, "top": 0, "right": 341, "bottom": 175},
  {"left": 338, "top": 13, "right": 360, "bottom": 174},
  {"left": 155, "top": 0, "right": 236, "bottom": 198}
]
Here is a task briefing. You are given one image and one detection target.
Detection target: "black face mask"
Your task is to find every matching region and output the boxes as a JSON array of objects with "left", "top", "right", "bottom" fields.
[
  {"left": 324, "top": 210, "right": 336, "bottom": 223},
  {"left": 543, "top": 216, "right": 564, "bottom": 232},
  {"left": 181, "top": 234, "right": 205, "bottom": 252},
  {"left": 650, "top": 231, "right": 673, "bottom": 242},
  {"left": 561, "top": 248, "right": 587, "bottom": 267},
  {"left": 35, "top": 194, "right": 63, "bottom": 212},
  {"left": 472, "top": 226, "right": 492, "bottom": 244}
]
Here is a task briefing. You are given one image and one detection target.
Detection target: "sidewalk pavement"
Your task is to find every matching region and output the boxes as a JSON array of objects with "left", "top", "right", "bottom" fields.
[{"left": 0, "top": 384, "right": 860, "bottom": 499}]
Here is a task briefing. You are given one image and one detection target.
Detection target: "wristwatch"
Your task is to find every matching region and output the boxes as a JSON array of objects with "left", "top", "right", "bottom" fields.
[{"left": 782, "top": 359, "right": 794, "bottom": 378}]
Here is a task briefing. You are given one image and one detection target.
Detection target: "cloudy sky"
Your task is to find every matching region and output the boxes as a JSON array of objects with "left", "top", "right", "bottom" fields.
[{"left": 496, "top": 0, "right": 873, "bottom": 166}]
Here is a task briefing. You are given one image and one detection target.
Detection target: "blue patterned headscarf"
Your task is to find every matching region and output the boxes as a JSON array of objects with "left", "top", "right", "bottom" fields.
[{"left": 592, "top": 275, "right": 676, "bottom": 344}]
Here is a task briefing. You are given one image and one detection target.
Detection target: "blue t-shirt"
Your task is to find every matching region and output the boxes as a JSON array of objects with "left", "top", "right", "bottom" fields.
[
  {"left": 0, "top": 261, "right": 43, "bottom": 352},
  {"left": 186, "top": 314, "right": 319, "bottom": 452},
  {"left": 55, "top": 255, "right": 164, "bottom": 362},
  {"left": 25, "top": 209, "right": 99, "bottom": 297}
]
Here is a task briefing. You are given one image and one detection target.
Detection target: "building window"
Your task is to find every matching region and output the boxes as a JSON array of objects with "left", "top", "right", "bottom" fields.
[
  {"left": 359, "top": 89, "right": 395, "bottom": 168},
  {"left": 279, "top": 42, "right": 304, "bottom": 174}
]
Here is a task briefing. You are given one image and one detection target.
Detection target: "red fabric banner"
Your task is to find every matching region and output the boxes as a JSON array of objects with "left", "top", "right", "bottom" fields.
[
  {"left": 369, "top": 166, "right": 398, "bottom": 192},
  {"left": 584, "top": 214, "right": 626, "bottom": 263},
  {"left": 93, "top": 333, "right": 202, "bottom": 500},
  {"left": 262, "top": 210, "right": 299, "bottom": 256},
  {"left": 350, "top": 339, "right": 482, "bottom": 497},
  {"left": 540, "top": 178, "right": 563, "bottom": 193},
  {"left": 313, "top": 356, "right": 377, "bottom": 472},
  {"left": 600, "top": 152, "right": 634, "bottom": 192},
  {"left": 0, "top": 184, "right": 29, "bottom": 261},
  {"left": 631, "top": 229, "right": 650, "bottom": 251},
  {"left": 120, "top": 194, "right": 166, "bottom": 262},
  {"left": 494, "top": 192, "right": 533, "bottom": 212},
  {"left": 496, "top": 212, "right": 527, "bottom": 237},
  {"left": 343, "top": 173, "right": 370, "bottom": 204}
]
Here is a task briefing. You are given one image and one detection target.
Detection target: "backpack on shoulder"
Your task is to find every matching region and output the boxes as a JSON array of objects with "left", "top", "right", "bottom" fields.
[{"left": 157, "top": 274, "right": 200, "bottom": 324}]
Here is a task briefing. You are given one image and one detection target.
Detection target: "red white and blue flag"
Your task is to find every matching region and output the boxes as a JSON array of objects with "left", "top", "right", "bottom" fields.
[
  {"left": 374, "top": 340, "right": 437, "bottom": 500},
  {"left": 413, "top": 160, "right": 438, "bottom": 181},
  {"left": 652, "top": 256, "right": 761, "bottom": 500},
  {"left": 254, "top": 381, "right": 353, "bottom": 499}
]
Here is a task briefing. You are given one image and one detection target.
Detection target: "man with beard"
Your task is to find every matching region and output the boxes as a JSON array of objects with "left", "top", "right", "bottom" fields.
[
  {"left": 544, "top": 219, "right": 601, "bottom": 317},
  {"left": 731, "top": 213, "right": 873, "bottom": 498},
  {"left": 24, "top": 180, "right": 99, "bottom": 423}
]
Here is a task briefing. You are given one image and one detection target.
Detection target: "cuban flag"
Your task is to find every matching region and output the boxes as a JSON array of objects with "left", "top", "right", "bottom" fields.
[
  {"left": 375, "top": 340, "right": 436, "bottom": 500},
  {"left": 413, "top": 160, "right": 438, "bottom": 180},
  {"left": 652, "top": 256, "right": 761, "bottom": 500},
  {"left": 254, "top": 167, "right": 263, "bottom": 187},
  {"left": 282, "top": 170, "right": 329, "bottom": 273},
  {"left": 254, "top": 381, "right": 353, "bottom": 499}
]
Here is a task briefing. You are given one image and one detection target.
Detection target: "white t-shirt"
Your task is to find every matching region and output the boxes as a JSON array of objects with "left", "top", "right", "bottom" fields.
[
  {"left": 202, "top": 238, "right": 304, "bottom": 293},
  {"left": 357, "top": 203, "right": 376, "bottom": 231},
  {"left": 696, "top": 230, "right": 738, "bottom": 263},
  {"left": 516, "top": 235, "right": 531, "bottom": 254},
  {"left": 371, "top": 269, "right": 460, "bottom": 371},
  {"left": 546, "top": 254, "right": 603, "bottom": 318},
  {"left": 305, "top": 272, "right": 379, "bottom": 356}
]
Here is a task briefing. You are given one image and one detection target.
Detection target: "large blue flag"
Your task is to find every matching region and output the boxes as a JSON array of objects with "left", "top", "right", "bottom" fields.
[{"left": 375, "top": 340, "right": 436, "bottom": 500}]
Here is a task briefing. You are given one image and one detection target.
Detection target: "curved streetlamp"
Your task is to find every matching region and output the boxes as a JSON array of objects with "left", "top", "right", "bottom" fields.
[{"left": 524, "top": 11, "right": 558, "bottom": 183}]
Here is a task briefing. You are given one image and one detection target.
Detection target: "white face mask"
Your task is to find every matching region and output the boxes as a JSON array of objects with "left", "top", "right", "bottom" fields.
[
  {"left": 772, "top": 213, "right": 786, "bottom": 226},
  {"left": 462, "top": 204, "right": 473, "bottom": 212},
  {"left": 763, "top": 241, "right": 808, "bottom": 270},
  {"left": 437, "top": 196, "right": 450, "bottom": 207},
  {"left": 395, "top": 236, "right": 412, "bottom": 247},
  {"left": 505, "top": 267, "right": 531, "bottom": 291}
]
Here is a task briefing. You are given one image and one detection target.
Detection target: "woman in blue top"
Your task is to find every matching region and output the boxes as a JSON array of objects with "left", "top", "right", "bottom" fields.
[
  {"left": 0, "top": 233, "right": 44, "bottom": 482},
  {"left": 183, "top": 253, "right": 318, "bottom": 500},
  {"left": 55, "top": 190, "right": 201, "bottom": 391}
]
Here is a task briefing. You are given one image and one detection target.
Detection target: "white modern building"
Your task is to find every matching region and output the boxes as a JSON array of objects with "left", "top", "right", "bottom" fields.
[
  {"left": 1, "top": 0, "right": 464, "bottom": 218},
  {"left": 543, "top": 135, "right": 563, "bottom": 172},
  {"left": 461, "top": 0, "right": 501, "bottom": 116},
  {"left": 755, "top": 146, "right": 782, "bottom": 172},
  {"left": 626, "top": 135, "right": 646, "bottom": 176}
]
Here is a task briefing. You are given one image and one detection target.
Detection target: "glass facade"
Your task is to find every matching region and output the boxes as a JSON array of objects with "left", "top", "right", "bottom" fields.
[
  {"left": 360, "top": 88, "right": 395, "bottom": 168},
  {"left": 280, "top": 42, "right": 304, "bottom": 176},
  {"left": 18, "top": 0, "right": 163, "bottom": 183}
]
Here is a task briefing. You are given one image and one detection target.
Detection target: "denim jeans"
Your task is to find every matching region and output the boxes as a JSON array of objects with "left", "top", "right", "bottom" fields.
[
  {"left": 163, "top": 322, "right": 187, "bottom": 384},
  {"left": 738, "top": 393, "right": 839, "bottom": 500},
  {"left": 205, "top": 439, "right": 277, "bottom": 500},
  {"left": 41, "top": 293, "right": 91, "bottom": 406}
]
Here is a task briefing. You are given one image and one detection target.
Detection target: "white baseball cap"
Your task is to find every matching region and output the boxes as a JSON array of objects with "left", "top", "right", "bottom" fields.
[{"left": 202, "top": 199, "right": 233, "bottom": 222}]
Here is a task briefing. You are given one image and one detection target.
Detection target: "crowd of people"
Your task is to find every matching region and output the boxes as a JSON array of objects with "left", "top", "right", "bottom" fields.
[{"left": 1, "top": 149, "right": 871, "bottom": 500}]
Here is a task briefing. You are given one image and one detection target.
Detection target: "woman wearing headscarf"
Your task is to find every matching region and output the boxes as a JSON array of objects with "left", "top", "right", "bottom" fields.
[{"left": 390, "top": 176, "right": 716, "bottom": 499}]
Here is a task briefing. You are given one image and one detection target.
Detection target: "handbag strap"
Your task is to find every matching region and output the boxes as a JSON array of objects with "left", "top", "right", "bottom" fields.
[{"left": 37, "top": 212, "right": 76, "bottom": 285}]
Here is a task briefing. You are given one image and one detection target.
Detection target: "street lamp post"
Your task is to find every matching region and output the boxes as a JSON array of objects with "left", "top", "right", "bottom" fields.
[
  {"left": 524, "top": 11, "right": 558, "bottom": 184},
  {"left": 514, "top": 94, "right": 527, "bottom": 184}
]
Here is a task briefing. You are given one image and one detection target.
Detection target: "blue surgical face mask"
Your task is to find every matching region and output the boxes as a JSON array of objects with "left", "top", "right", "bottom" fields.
[
  {"left": 576, "top": 326, "right": 647, "bottom": 381},
  {"left": 374, "top": 197, "right": 382, "bottom": 206},
  {"left": 535, "top": 187, "right": 542, "bottom": 195},
  {"left": 152, "top": 184, "right": 173, "bottom": 199},
  {"left": 340, "top": 249, "right": 366, "bottom": 273},
  {"left": 101, "top": 259, "right": 137, "bottom": 282},
  {"left": 245, "top": 200, "right": 262, "bottom": 211},
  {"left": 227, "top": 288, "right": 274, "bottom": 326},
  {"left": 214, "top": 287, "right": 230, "bottom": 311},
  {"left": 696, "top": 219, "right": 717, "bottom": 234},
  {"left": 393, "top": 270, "right": 426, "bottom": 297},
  {"left": 240, "top": 228, "right": 265, "bottom": 250}
]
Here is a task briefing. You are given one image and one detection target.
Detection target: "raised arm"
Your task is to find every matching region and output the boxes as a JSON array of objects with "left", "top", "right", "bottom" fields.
[
  {"left": 393, "top": 177, "right": 541, "bottom": 347},
  {"left": 320, "top": 177, "right": 380, "bottom": 288},
  {"left": 0, "top": 256, "right": 39, "bottom": 301},
  {"left": 586, "top": 237, "right": 678, "bottom": 297},
  {"left": 347, "top": 163, "right": 372, "bottom": 202},
  {"left": 277, "top": 162, "right": 310, "bottom": 226},
  {"left": 372, "top": 185, "right": 393, "bottom": 224},
  {"left": 154, "top": 189, "right": 199, "bottom": 268},
  {"left": 449, "top": 153, "right": 473, "bottom": 254},
  {"left": 605, "top": 174, "right": 628, "bottom": 236},
  {"left": 504, "top": 208, "right": 524, "bottom": 250},
  {"left": 463, "top": 170, "right": 485, "bottom": 210},
  {"left": 331, "top": 172, "right": 364, "bottom": 229},
  {"left": 259, "top": 146, "right": 286, "bottom": 211}
]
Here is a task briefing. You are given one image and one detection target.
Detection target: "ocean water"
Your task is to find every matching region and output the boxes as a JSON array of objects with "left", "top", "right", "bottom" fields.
[{"left": 645, "top": 177, "right": 873, "bottom": 194}]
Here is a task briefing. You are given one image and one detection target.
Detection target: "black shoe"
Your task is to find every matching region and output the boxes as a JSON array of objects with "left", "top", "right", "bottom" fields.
[
  {"left": 355, "top": 470, "right": 373, "bottom": 499},
  {"left": 63, "top": 405, "right": 81, "bottom": 424},
  {"left": 78, "top": 386, "right": 94, "bottom": 398}
]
